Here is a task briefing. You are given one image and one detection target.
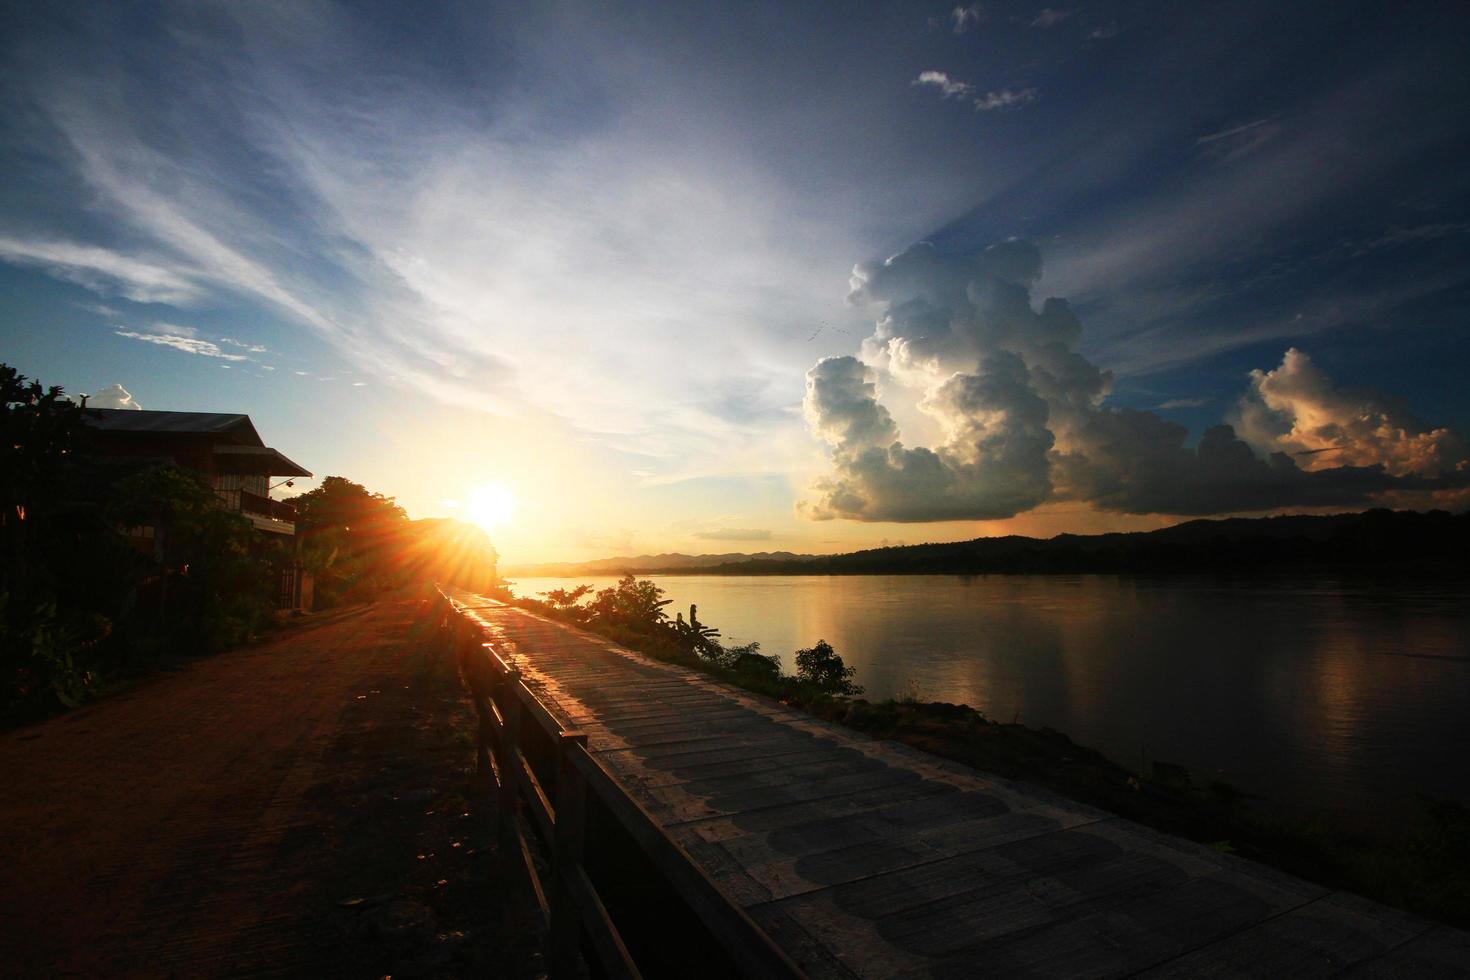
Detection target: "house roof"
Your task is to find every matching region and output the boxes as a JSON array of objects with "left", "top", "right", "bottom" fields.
[
  {"left": 85, "top": 409, "right": 263, "bottom": 446},
  {"left": 212, "top": 445, "right": 312, "bottom": 477},
  {"left": 82, "top": 409, "right": 312, "bottom": 477}
]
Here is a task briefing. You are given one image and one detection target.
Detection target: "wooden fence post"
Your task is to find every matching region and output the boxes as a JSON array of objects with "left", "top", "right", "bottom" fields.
[{"left": 548, "top": 731, "right": 590, "bottom": 979}]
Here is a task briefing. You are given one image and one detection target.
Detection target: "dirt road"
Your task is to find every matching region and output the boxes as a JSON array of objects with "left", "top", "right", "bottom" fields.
[{"left": 0, "top": 598, "right": 525, "bottom": 978}]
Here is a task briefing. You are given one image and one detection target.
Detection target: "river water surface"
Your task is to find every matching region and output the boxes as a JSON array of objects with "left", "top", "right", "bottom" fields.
[{"left": 507, "top": 574, "right": 1470, "bottom": 819}]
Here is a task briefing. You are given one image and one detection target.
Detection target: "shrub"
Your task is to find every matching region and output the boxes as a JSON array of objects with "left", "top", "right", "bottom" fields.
[{"left": 794, "top": 639, "right": 862, "bottom": 695}]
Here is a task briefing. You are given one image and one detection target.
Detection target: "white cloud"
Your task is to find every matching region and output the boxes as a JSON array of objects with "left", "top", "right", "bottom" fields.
[
  {"left": 914, "top": 73, "right": 1039, "bottom": 112},
  {"left": 802, "top": 240, "right": 1467, "bottom": 521},
  {"left": 0, "top": 236, "right": 201, "bottom": 305},
  {"left": 114, "top": 329, "right": 249, "bottom": 361},
  {"left": 0, "top": 3, "right": 1042, "bottom": 494},
  {"left": 218, "top": 336, "right": 269, "bottom": 352},
  {"left": 974, "top": 88, "right": 1040, "bottom": 111},
  {"left": 913, "top": 70, "right": 974, "bottom": 100},
  {"left": 86, "top": 383, "right": 143, "bottom": 410},
  {"left": 1232, "top": 348, "right": 1467, "bottom": 478},
  {"left": 151, "top": 321, "right": 198, "bottom": 338},
  {"left": 950, "top": 4, "right": 985, "bottom": 33},
  {"left": 1029, "top": 8, "right": 1075, "bottom": 28}
]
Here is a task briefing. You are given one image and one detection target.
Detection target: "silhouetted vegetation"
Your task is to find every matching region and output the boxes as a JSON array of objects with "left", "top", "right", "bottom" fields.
[
  {"left": 1, "top": 363, "right": 501, "bottom": 722},
  {"left": 2, "top": 364, "right": 284, "bottom": 718},
  {"left": 642, "top": 509, "right": 1470, "bottom": 576},
  {"left": 296, "top": 477, "right": 502, "bottom": 611},
  {"left": 524, "top": 575, "right": 857, "bottom": 701}
]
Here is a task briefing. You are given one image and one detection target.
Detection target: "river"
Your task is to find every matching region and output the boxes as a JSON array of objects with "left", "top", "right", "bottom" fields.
[{"left": 505, "top": 573, "right": 1470, "bottom": 820}]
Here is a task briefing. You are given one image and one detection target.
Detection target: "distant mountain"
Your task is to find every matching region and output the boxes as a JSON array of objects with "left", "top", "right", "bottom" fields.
[
  {"left": 507, "top": 510, "right": 1469, "bottom": 579},
  {"left": 504, "top": 551, "right": 815, "bottom": 578}
]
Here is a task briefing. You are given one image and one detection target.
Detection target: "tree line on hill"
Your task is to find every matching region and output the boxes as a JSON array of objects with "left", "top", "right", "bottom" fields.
[
  {"left": 651, "top": 510, "right": 1470, "bottom": 576},
  {"left": 1, "top": 363, "right": 498, "bottom": 720}
]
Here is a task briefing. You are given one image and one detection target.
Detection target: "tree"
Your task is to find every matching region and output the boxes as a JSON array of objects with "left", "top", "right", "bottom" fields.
[
  {"left": 294, "top": 476, "right": 409, "bottom": 605},
  {"left": 1, "top": 364, "right": 90, "bottom": 606},
  {"left": 794, "top": 639, "right": 862, "bottom": 696},
  {"left": 584, "top": 575, "right": 672, "bottom": 631}
]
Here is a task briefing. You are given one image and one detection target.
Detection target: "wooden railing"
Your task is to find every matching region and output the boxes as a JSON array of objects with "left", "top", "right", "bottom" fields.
[{"left": 436, "top": 589, "right": 805, "bottom": 980}]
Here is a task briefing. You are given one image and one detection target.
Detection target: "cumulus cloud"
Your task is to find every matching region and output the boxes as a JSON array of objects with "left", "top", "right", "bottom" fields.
[
  {"left": 802, "top": 240, "right": 1468, "bottom": 522},
  {"left": 86, "top": 383, "right": 142, "bottom": 410},
  {"left": 114, "top": 329, "right": 249, "bottom": 361},
  {"left": 1233, "top": 348, "right": 1467, "bottom": 477}
]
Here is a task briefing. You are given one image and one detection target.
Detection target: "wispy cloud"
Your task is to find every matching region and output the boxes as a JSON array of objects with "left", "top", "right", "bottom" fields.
[
  {"left": 1156, "top": 397, "right": 1208, "bottom": 410},
  {"left": 914, "top": 72, "right": 1039, "bottom": 111},
  {"left": 950, "top": 4, "right": 985, "bottom": 33},
  {"left": 114, "top": 329, "right": 249, "bottom": 361},
  {"left": 691, "top": 527, "right": 773, "bottom": 541},
  {"left": 974, "top": 87, "right": 1040, "bottom": 111},
  {"left": 1195, "top": 118, "right": 1273, "bottom": 145},
  {"left": 1029, "top": 8, "right": 1075, "bottom": 28},
  {"left": 151, "top": 321, "right": 198, "bottom": 338},
  {"left": 219, "top": 336, "right": 269, "bottom": 353},
  {"left": 1039, "top": 67, "right": 1457, "bottom": 369},
  {"left": 3, "top": 3, "right": 965, "bottom": 492},
  {"left": 1328, "top": 222, "right": 1470, "bottom": 260},
  {"left": 0, "top": 236, "right": 201, "bottom": 305},
  {"left": 1194, "top": 117, "right": 1280, "bottom": 163}
]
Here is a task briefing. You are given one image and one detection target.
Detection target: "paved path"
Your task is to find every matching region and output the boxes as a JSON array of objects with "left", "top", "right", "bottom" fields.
[
  {"left": 459, "top": 596, "right": 1470, "bottom": 979},
  {"left": 0, "top": 600, "right": 503, "bottom": 978}
]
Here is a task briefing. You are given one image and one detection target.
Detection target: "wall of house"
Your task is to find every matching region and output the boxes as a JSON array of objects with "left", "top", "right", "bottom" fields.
[{"left": 212, "top": 473, "right": 269, "bottom": 495}]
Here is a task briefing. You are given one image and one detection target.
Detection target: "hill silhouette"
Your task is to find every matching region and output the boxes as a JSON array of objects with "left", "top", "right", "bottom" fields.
[{"left": 518, "top": 510, "right": 1470, "bottom": 578}]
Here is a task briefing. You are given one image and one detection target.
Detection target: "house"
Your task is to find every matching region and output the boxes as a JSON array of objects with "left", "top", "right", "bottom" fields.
[{"left": 81, "top": 409, "right": 314, "bottom": 609}]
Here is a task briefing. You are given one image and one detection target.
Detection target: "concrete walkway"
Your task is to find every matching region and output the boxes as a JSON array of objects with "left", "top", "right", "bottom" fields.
[{"left": 459, "top": 596, "right": 1470, "bottom": 979}]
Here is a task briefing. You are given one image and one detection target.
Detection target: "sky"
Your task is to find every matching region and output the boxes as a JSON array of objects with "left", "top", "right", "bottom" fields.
[{"left": 2, "top": 1, "right": 1468, "bottom": 564}]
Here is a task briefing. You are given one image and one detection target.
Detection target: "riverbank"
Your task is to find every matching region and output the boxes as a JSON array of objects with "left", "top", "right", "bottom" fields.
[{"left": 812, "top": 696, "right": 1470, "bottom": 930}]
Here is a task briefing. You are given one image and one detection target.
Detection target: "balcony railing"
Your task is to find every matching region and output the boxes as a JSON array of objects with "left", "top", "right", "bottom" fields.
[
  {"left": 239, "top": 489, "right": 297, "bottom": 521},
  {"left": 213, "top": 488, "right": 297, "bottom": 533}
]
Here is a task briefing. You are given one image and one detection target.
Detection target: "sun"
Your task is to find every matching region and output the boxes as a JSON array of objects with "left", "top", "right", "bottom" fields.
[{"left": 465, "top": 482, "right": 518, "bottom": 530}]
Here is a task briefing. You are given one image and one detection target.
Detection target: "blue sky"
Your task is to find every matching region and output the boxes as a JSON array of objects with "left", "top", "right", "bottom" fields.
[{"left": 2, "top": 1, "right": 1467, "bottom": 562}]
